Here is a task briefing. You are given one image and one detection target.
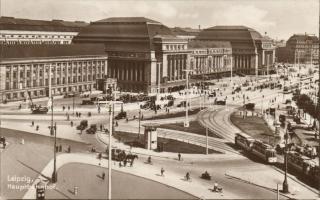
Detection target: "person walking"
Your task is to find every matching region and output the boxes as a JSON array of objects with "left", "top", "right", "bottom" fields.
[
  {"left": 178, "top": 153, "right": 181, "bottom": 161},
  {"left": 102, "top": 172, "right": 105, "bottom": 180},
  {"left": 70, "top": 121, "right": 73, "bottom": 127},
  {"left": 68, "top": 106, "right": 70, "bottom": 111},
  {"left": 31, "top": 121, "right": 34, "bottom": 127},
  {"left": 161, "top": 167, "right": 165, "bottom": 176}
]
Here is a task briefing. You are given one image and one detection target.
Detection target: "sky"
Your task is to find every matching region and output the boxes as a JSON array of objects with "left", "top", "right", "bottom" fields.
[{"left": 1, "top": 0, "right": 319, "bottom": 40}]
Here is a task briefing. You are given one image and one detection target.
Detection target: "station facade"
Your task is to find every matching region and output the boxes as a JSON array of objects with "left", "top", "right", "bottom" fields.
[
  {"left": 0, "top": 44, "right": 107, "bottom": 103},
  {"left": 196, "top": 26, "right": 276, "bottom": 75},
  {"left": 73, "top": 17, "right": 233, "bottom": 93}
]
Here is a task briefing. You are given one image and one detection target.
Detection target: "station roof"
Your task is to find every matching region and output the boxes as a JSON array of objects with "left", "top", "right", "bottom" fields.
[
  {"left": 188, "top": 40, "right": 232, "bottom": 49},
  {"left": 196, "top": 25, "right": 263, "bottom": 42},
  {"left": 0, "top": 44, "right": 107, "bottom": 60},
  {"left": 171, "top": 27, "right": 201, "bottom": 36},
  {"left": 0, "top": 16, "right": 88, "bottom": 32},
  {"left": 73, "top": 17, "right": 178, "bottom": 52}
]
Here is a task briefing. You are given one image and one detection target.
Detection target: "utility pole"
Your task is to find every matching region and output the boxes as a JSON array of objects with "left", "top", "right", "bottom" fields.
[
  {"left": 206, "top": 127, "right": 208, "bottom": 155},
  {"left": 50, "top": 64, "right": 57, "bottom": 183},
  {"left": 108, "top": 103, "right": 112, "bottom": 200},
  {"left": 138, "top": 108, "right": 141, "bottom": 138},
  {"left": 282, "top": 124, "right": 289, "bottom": 193},
  {"left": 183, "top": 69, "right": 193, "bottom": 127}
]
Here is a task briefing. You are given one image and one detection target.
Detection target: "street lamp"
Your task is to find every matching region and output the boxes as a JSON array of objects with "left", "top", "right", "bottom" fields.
[
  {"left": 138, "top": 108, "right": 141, "bottom": 138},
  {"left": 72, "top": 91, "right": 75, "bottom": 116},
  {"left": 282, "top": 123, "right": 289, "bottom": 193},
  {"left": 183, "top": 69, "right": 194, "bottom": 127},
  {"left": 107, "top": 103, "right": 112, "bottom": 200}
]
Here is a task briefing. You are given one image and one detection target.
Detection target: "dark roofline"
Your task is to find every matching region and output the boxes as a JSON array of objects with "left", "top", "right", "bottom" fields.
[
  {"left": 93, "top": 17, "right": 161, "bottom": 25},
  {"left": 0, "top": 16, "right": 88, "bottom": 32},
  {"left": 0, "top": 44, "right": 107, "bottom": 60}
]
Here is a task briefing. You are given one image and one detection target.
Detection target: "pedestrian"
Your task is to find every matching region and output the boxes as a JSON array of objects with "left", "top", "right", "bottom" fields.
[
  {"left": 36, "top": 125, "right": 39, "bottom": 131},
  {"left": 186, "top": 172, "right": 190, "bottom": 181},
  {"left": 31, "top": 121, "right": 34, "bottom": 127},
  {"left": 59, "top": 145, "right": 62, "bottom": 152},
  {"left": 79, "top": 112, "right": 81, "bottom": 118},
  {"left": 178, "top": 153, "right": 181, "bottom": 161},
  {"left": 63, "top": 106, "right": 65, "bottom": 111},
  {"left": 98, "top": 152, "right": 102, "bottom": 160},
  {"left": 67, "top": 114, "right": 70, "bottom": 121},
  {"left": 102, "top": 172, "right": 105, "bottom": 180},
  {"left": 76, "top": 112, "right": 78, "bottom": 117},
  {"left": 161, "top": 167, "right": 165, "bottom": 176},
  {"left": 70, "top": 121, "right": 73, "bottom": 127},
  {"left": 68, "top": 145, "right": 71, "bottom": 153},
  {"left": 100, "top": 124, "right": 103, "bottom": 131},
  {"left": 115, "top": 121, "right": 118, "bottom": 127},
  {"left": 68, "top": 106, "right": 70, "bottom": 111},
  {"left": 124, "top": 159, "right": 127, "bottom": 167}
]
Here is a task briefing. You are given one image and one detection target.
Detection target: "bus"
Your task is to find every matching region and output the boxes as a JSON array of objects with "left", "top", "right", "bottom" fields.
[{"left": 251, "top": 140, "right": 277, "bottom": 163}]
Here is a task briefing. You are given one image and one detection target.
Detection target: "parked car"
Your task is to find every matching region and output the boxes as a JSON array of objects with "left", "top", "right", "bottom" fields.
[
  {"left": 86, "top": 124, "right": 97, "bottom": 134},
  {"left": 115, "top": 111, "right": 127, "bottom": 120},
  {"left": 76, "top": 120, "right": 88, "bottom": 130}
]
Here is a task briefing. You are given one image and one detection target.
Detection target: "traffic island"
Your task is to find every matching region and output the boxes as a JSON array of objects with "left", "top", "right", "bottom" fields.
[
  {"left": 230, "top": 109, "right": 281, "bottom": 146},
  {"left": 113, "top": 131, "right": 220, "bottom": 154},
  {"left": 158, "top": 120, "right": 222, "bottom": 139}
]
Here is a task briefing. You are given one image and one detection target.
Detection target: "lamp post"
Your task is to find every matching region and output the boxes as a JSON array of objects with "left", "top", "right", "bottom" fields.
[
  {"left": 108, "top": 103, "right": 112, "bottom": 200},
  {"left": 138, "top": 108, "right": 141, "bottom": 138},
  {"left": 183, "top": 69, "right": 193, "bottom": 127},
  {"left": 72, "top": 91, "right": 75, "bottom": 116},
  {"left": 49, "top": 63, "right": 57, "bottom": 183},
  {"left": 282, "top": 124, "right": 289, "bottom": 193}
]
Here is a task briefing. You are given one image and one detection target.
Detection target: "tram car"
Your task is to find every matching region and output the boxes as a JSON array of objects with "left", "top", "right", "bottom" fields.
[
  {"left": 235, "top": 133, "right": 254, "bottom": 151},
  {"left": 251, "top": 140, "right": 277, "bottom": 163},
  {"left": 287, "top": 151, "right": 319, "bottom": 184},
  {"left": 235, "top": 133, "right": 277, "bottom": 164}
]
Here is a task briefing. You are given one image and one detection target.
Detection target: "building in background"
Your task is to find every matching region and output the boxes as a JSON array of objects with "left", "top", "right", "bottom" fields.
[
  {"left": 276, "top": 34, "right": 319, "bottom": 65},
  {"left": 73, "top": 17, "right": 190, "bottom": 93},
  {"left": 171, "top": 27, "right": 201, "bottom": 40},
  {"left": 0, "top": 44, "right": 107, "bottom": 103},
  {"left": 188, "top": 40, "right": 232, "bottom": 79},
  {"left": 196, "top": 26, "right": 276, "bottom": 75},
  {"left": 0, "top": 16, "right": 88, "bottom": 45}
]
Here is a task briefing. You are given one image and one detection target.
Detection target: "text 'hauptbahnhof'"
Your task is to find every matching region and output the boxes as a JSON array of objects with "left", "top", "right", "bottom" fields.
[{"left": 0, "top": 16, "right": 277, "bottom": 102}]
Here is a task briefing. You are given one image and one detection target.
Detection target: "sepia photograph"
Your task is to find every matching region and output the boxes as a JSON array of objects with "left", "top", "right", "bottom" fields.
[{"left": 0, "top": 0, "right": 319, "bottom": 199}]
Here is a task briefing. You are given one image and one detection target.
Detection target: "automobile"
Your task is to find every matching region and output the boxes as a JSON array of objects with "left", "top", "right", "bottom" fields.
[
  {"left": 244, "top": 103, "right": 255, "bottom": 110},
  {"left": 81, "top": 99, "right": 94, "bottom": 105},
  {"left": 215, "top": 100, "right": 226, "bottom": 105},
  {"left": 177, "top": 101, "right": 189, "bottom": 107},
  {"left": 285, "top": 99, "right": 292, "bottom": 104},
  {"left": 76, "top": 120, "right": 88, "bottom": 130},
  {"left": 115, "top": 111, "right": 127, "bottom": 120},
  {"left": 86, "top": 124, "right": 97, "bottom": 134}
]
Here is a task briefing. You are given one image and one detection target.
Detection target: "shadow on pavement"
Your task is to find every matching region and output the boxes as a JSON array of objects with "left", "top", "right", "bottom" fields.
[{"left": 17, "top": 160, "right": 51, "bottom": 181}]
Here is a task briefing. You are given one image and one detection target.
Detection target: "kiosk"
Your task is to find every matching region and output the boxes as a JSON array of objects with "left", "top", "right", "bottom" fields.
[{"left": 143, "top": 123, "right": 159, "bottom": 150}]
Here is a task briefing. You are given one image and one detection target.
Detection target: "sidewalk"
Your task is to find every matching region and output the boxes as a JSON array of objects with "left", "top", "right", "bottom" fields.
[{"left": 22, "top": 152, "right": 238, "bottom": 199}]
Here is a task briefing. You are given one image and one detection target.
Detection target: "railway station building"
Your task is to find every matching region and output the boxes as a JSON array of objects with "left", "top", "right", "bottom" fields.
[
  {"left": 196, "top": 26, "right": 276, "bottom": 75},
  {"left": 73, "top": 17, "right": 232, "bottom": 93},
  {"left": 0, "top": 44, "right": 108, "bottom": 103}
]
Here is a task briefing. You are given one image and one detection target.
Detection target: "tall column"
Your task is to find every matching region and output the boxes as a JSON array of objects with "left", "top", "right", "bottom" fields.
[
  {"left": 24, "top": 65, "right": 27, "bottom": 88},
  {"left": 17, "top": 65, "right": 21, "bottom": 90},
  {"left": 54, "top": 63, "right": 58, "bottom": 86},
  {"left": 177, "top": 55, "right": 180, "bottom": 80},
  {"left": 37, "top": 65, "right": 41, "bottom": 86},
  {"left": 66, "top": 63, "right": 69, "bottom": 85},
  {"left": 30, "top": 64, "right": 34, "bottom": 87}
]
